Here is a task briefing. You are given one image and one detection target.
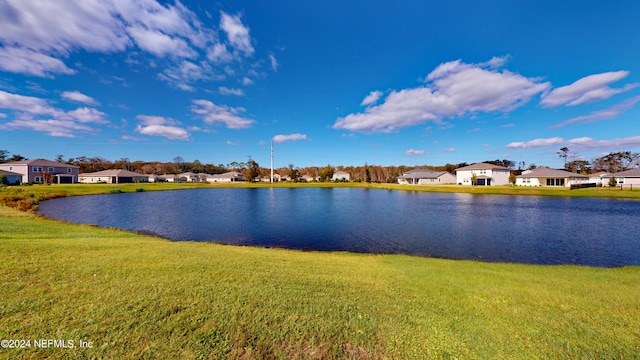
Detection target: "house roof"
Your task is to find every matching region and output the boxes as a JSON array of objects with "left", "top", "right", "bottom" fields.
[
  {"left": 207, "top": 171, "right": 245, "bottom": 179},
  {"left": 517, "top": 168, "right": 588, "bottom": 178},
  {"left": 456, "top": 162, "right": 510, "bottom": 171},
  {"left": 0, "top": 169, "right": 22, "bottom": 176},
  {"left": 79, "top": 169, "right": 149, "bottom": 177},
  {"left": 399, "top": 169, "right": 450, "bottom": 179},
  {"left": 2, "top": 158, "right": 79, "bottom": 168},
  {"left": 602, "top": 168, "right": 640, "bottom": 178},
  {"left": 589, "top": 171, "right": 609, "bottom": 177}
]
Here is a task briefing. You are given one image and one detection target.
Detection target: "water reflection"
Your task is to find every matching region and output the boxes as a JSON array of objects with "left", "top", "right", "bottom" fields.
[{"left": 38, "top": 188, "right": 640, "bottom": 267}]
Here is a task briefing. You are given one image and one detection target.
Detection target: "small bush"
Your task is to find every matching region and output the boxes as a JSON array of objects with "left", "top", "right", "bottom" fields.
[
  {"left": 108, "top": 189, "right": 124, "bottom": 194},
  {"left": 135, "top": 188, "right": 144, "bottom": 192}
]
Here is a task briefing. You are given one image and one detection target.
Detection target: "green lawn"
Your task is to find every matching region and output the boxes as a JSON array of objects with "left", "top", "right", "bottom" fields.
[{"left": 1, "top": 183, "right": 639, "bottom": 358}]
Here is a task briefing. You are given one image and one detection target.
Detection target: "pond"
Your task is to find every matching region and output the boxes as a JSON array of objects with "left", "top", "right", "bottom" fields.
[{"left": 38, "top": 187, "right": 640, "bottom": 267}]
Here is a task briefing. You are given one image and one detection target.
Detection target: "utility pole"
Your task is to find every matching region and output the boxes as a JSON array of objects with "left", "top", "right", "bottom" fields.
[{"left": 270, "top": 140, "right": 274, "bottom": 183}]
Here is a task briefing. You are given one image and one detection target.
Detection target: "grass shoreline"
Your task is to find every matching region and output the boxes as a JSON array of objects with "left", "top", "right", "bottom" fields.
[{"left": 1, "top": 183, "right": 639, "bottom": 358}]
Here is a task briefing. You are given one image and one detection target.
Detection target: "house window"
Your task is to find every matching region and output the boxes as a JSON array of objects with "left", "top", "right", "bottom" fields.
[
  {"left": 33, "top": 166, "right": 43, "bottom": 172},
  {"left": 546, "top": 178, "right": 565, "bottom": 186},
  {"left": 617, "top": 178, "right": 624, "bottom": 184},
  {"left": 67, "top": 168, "right": 72, "bottom": 173},
  {"left": 34, "top": 176, "right": 43, "bottom": 183},
  {"left": 9, "top": 166, "right": 13, "bottom": 170},
  {"left": 48, "top": 167, "right": 55, "bottom": 172}
]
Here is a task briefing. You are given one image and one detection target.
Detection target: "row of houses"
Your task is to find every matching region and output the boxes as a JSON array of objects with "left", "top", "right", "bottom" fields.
[
  {"left": 398, "top": 162, "right": 640, "bottom": 188},
  {"left": 0, "top": 159, "right": 354, "bottom": 185},
  {"left": 1, "top": 159, "right": 639, "bottom": 187}
]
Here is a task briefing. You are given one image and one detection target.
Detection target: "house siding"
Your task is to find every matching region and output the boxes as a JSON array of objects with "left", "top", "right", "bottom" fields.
[{"left": 0, "top": 160, "right": 79, "bottom": 184}]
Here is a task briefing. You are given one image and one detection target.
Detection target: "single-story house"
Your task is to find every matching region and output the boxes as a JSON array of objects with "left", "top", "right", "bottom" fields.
[
  {"left": 300, "top": 175, "right": 317, "bottom": 182},
  {"left": 0, "top": 169, "right": 23, "bottom": 185},
  {"left": 588, "top": 171, "right": 610, "bottom": 185},
  {"left": 205, "top": 171, "right": 245, "bottom": 182},
  {"left": 332, "top": 171, "right": 350, "bottom": 181},
  {"left": 455, "top": 162, "right": 511, "bottom": 186},
  {"left": 260, "top": 173, "right": 282, "bottom": 182},
  {"left": 602, "top": 168, "right": 640, "bottom": 188},
  {"left": 79, "top": 169, "right": 150, "bottom": 184},
  {"left": 516, "top": 168, "right": 589, "bottom": 187},
  {"left": 0, "top": 159, "right": 79, "bottom": 184},
  {"left": 156, "top": 174, "right": 178, "bottom": 182},
  {"left": 177, "top": 172, "right": 202, "bottom": 182},
  {"left": 398, "top": 168, "right": 456, "bottom": 185}
]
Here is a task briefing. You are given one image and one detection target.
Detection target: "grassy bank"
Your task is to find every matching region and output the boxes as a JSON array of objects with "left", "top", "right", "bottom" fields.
[{"left": 0, "top": 185, "right": 639, "bottom": 358}]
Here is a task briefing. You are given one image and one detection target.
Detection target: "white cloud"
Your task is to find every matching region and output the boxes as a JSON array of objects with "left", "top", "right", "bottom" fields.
[
  {"left": 134, "top": 115, "right": 190, "bottom": 140},
  {"left": 334, "top": 58, "right": 550, "bottom": 133},
  {"left": 218, "top": 87, "right": 245, "bottom": 96},
  {"left": 360, "top": 90, "right": 383, "bottom": 106},
  {"left": 121, "top": 135, "right": 145, "bottom": 141},
  {"left": 0, "top": 90, "right": 109, "bottom": 137},
  {"left": 127, "top": 26, "right": 196, "bottom": 58},
  {"left": 0, "top": 1, "right": 258, "bottom": 91},
  {"left": 506, "top": 137, "right": 564, "bottom": 149},
  {"left": 67, "top": 107, "right": 108, "bottom": 124},
  {"left": 405, "top": 149, "right": 425, "bottom": 156},
  {"left": 269, "top": 53, "right": 278, "bottom": 71},
  {"left": 207, "top": 43, "right": 233, "bottom": 63},
  {"left": 506, "top": 135, "right": 640, "bottom": 150},
  {"left": 242, "top": 77, "right": 254, "bottom": 86},
  {"left": 61, "top": 91, "right": 99, "bottom": 106},
  {"left": 272, "top": 133, "right": 308, "bottom": 143},
  {"left": 191, "top": 99, "right": 255, "bottom": 129},
  {"left": 158, "top": 60, "right": 222, "bottom": 90},
  {"left": 551, "top": 95, "right": 640, "bottom": 128},
  {"left": 220, "top": 12, "right": 254, "bottom": 56},
  {"left": 0, "top": 46, "right": 75, "bottom": 77},
  {"left": 541, "top": 71, "right": 637, "bottom": 107},
  {"left": 442, "top": 148, "right": 457, "bottom": 153}
]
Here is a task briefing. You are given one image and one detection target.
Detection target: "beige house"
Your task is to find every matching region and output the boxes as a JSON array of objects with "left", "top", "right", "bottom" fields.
[
  {"left": 602, "top": 168, "right": 640, "bottom": 188},
  {"left": 455, "top": 163, "right": 511, "bottom": 186},
  {"left": 205, "top": 171, "right": 245, "bottom": 182},
  {"left": 0, "top": 159, "right": 79, "bottom": 184},
  {"left": 516, "top": 168, "right": 588, "bottom": 187},
  {"left": 398, "top": 168, "right": 456, "bottom": 185},
  {"left": 79, "top": 169, "right": 150, "bottom": 183}
]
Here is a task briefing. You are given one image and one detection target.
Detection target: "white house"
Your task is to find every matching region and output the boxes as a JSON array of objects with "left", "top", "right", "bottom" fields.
[
  {"left": 205, "top": 171, "right": 245, "bottom": 182},
  {"left": 516, "top": 168, "right": 589, "bottom": 187},
  {"left": 0, "top": 159, "right": 79, "bottom": 184},
  {"left": 398, "top": 168, "right": 456, "bottom": 185},
  {"left": 587, "top": 171, "right": 609, "bottom": 186},
  {"left": 78, "top": 169, "right": 150, "bottom": 184},
  {"left": 332, "top": 171, "right": 350, "bottom": 181},
  {"left": 602, "top": 168, "right": 640, "bottom": 188},
  {"left": 455, "top": 163, "right": 511, "bottom": 186}
]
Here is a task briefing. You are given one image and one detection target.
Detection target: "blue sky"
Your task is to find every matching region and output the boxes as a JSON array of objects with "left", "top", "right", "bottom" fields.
[{"left": 1, "top": 1, "right": 640, "bottom": 169}]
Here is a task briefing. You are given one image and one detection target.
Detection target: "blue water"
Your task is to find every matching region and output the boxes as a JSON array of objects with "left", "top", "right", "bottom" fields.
[{"left": 38, "top": 188, "right": 640, "bottom": 267}]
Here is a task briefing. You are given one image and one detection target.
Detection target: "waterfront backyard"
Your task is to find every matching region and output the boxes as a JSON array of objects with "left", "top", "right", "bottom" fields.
[{"left": 1, "top": 183, "right": 639, "bottom": 358}]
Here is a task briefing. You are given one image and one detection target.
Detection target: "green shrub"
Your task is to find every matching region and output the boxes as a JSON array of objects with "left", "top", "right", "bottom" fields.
[{"left": 108, "top": 189, "right": 124, "bottom": 194}]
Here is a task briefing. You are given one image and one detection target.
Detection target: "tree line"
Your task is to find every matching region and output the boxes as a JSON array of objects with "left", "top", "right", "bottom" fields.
[{"left": 2, "top": 148, "right": 639, "bottom": 183}]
